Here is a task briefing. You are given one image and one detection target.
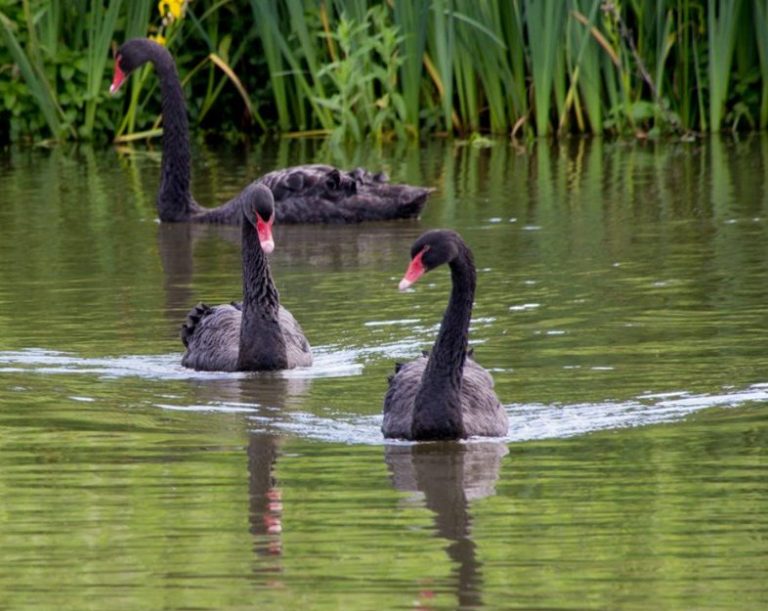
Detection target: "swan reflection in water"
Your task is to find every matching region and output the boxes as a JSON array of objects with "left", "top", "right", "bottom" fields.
[
  {"left": 385, "top": 441, "right": 508, "bottom": 608},
  {"left": 232, "top": 376, "right": 308, "bottom": 560},
  {"left": 174, "top": 374, "right": 310, "bottom": 561},
  {"left": 247, "top": 430, "right": 285, "bottom": 559}
]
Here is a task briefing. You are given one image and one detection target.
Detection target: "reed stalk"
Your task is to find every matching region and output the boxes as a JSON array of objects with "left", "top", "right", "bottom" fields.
[
  {"left": 707, "top": 0, "right": 742, "bottom": 132},
  {"left": 83, "top": 0, "right": 123, "bottom": 139},
  {"left": 248, "top": 0, "right": 333, "bottom": 131},
  {"left": 498, "top": 0, "right": 527, "bottom": 133},
  {"left": 566, "top": 2, "right": 619, "bottom": 134},
  {"left": 755, "top": 0, "right": 768, "bottom": 128},
  {"left": 523, "top": 0, "right": 566, "bottom": 136},
  {"left": 248, "top": 0, "right": 291, "bottom": 130},
  {"left": 428, "top": 0, "right": 456, "bottom": 133},
  {"left": 392, "top": 0, "right": 430, "bottom": 131},
  {"left": 452, "top": 2, "right": 512, "bottom": 133}
]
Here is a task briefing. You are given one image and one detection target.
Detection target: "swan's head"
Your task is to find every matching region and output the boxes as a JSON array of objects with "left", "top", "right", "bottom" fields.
[
  {"left": 110, "top": 38, "right": 167, "bottom": 94},
  {"left": 398, "top": 229, "right": 464, "bottom": 291},
  {"left": 243, "top": 183, "right": 276, "bottom": 254}
]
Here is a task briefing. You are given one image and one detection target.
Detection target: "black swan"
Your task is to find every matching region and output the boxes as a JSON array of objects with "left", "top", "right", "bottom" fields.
[
  {"left": 382, "top": 230, "right": 508, "bottom": 440},
  {"left": 180, "top": 182, "right": 312, "bottom": 371},
  {"left": 110, "top": 38, "right": 432, "bottom": 224}
]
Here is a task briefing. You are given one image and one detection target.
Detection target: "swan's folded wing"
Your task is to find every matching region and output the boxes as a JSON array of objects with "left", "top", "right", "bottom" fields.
[
  {"left": 278, "top": 306, "right": 313, "bottom": 367},
  {"left": 460, "top": 360, "right": 508, "bottom": 437},
  {"left": 181, "top": 303, "right": 241, "bottom": 371},
  {"left": 382, "top": 356, "right": 427, "bottom": 438}
]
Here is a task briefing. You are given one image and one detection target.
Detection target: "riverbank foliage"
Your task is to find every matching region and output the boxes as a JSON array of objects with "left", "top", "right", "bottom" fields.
[{"left": 2, "top": 0, "right": 768, "bottom": 143}]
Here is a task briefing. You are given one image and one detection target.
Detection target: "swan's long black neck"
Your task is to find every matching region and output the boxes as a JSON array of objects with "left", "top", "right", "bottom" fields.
[
  {"left": 237, "top": 221, "right": 288, "bottom": 370},
  {"left": 412, "top": 243, "right": 475, "bottom": 439},
  {"left": 151, "top": 47, "right": 194, "bottom": 222}
]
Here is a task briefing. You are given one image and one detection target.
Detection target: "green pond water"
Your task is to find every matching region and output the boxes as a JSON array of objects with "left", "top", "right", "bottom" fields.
[{"left": 0, "top": 136, "right": 766, "bottom": 609}]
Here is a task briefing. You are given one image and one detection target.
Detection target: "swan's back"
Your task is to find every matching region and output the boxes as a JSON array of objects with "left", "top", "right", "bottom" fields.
[
  {"left": 259, "top": 164, "right": 369, "bottom": 198},
  {"left": 258, "top": 164, "right": 431, "bottom": 224},
  {"left": 383, "top": 354, "right": 508, "bottom": 439}
]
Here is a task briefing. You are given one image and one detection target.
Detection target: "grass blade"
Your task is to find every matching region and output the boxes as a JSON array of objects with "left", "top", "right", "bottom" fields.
[
  {"left": 707, "top": 0, "right": 742, "bottom": 131},
  {"left": 524, "top": 0, "right": 566, "bottom": 136},
  {"left": 83, "top": 0, "right": 123, "bottom": 139}
]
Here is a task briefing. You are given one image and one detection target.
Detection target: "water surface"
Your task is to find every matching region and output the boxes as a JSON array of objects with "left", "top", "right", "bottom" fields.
[{"left": 0, "top": 136, "right": 766, "bottom": 609}]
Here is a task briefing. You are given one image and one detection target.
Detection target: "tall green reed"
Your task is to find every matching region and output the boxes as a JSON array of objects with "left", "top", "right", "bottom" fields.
[
  {"left": 247, "top": 0, "right": 333, "bottom": 132},
  {"left": 565, "top": 1, "right": 605, "bottom": 134},
  {"left": 428, "top": 0, "right": 455, "bottom": 133},
  {"left": 754, "top": 0, "right": 768, "bottom": 128},
  {"left": 707, "top": 0, "right": 741, "bottom": 132},
  {"left": 82, "top": 0, "right": 123, "bottom": 139},
  {"left": 497, "top": 0, "right": 527, "bottom": 134},
  {"left": 453, "top": 2, "right": 513, "bottom": 133},
  {"left": 523, "top": 0, "right": 566, "bottom": 136},
  {"left": 5, "top": 0, "right": 768, "bottom": 142},
  {"left": 391, "top": 0, "right": 429, "bottom": 132}
]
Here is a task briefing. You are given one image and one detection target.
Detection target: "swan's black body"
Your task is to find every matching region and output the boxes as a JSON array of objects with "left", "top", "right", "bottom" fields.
[
  {"left": 382, "top": 230, "right": 508, "bottom": 440},
  {"left": 180, "top": 183, "right": 312, "bottom": 371},
  {"left": 111, "top": 38, "right": 432, "bottom": 224}
]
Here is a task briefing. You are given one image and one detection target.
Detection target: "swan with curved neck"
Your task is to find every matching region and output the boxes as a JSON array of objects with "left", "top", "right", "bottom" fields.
[
  {"left": 382, "top": 230, "right": 508, "bottom": 440},
  {"left": 110, "top": 38, "right": 432, "bottom": 224},
  {"left": 180, "top": 183, "right": 312, "bottom": 371}
]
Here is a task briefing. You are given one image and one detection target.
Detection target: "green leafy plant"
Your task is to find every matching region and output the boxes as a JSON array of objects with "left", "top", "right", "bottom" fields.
[
  {"left": 0, "top": 1, "right": 71, "bottom": 140},
  {"left": 4, "top": 0, "right": 768, "bottom": 143},
  {"left": 313, "top": 6, "right": 410, "bottom": 142}
]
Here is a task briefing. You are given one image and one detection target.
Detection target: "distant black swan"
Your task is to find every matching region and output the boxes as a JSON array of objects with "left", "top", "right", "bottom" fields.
[
  {"left": 382, "top": 230, "right": 508, "bottom": 440},
  {"left": 180, "top": 183, "right": 312, "bottom": 371},
  {"left": 110, "top": 38, "right": 432, "bottom": 224}
]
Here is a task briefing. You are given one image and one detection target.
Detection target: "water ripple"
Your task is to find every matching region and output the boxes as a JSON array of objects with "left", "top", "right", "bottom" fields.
[
  {"left": 0, "top": 347, "right": 362, "bottom": 381},
  {"left": 224, "top": 387, "right": 767, "bottom": 446},
  {"left": 2, "top": 348, "right": 765, "bottom": 446}
]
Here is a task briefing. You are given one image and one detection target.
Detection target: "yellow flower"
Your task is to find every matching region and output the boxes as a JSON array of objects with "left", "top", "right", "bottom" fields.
[
  {"left": 158, "top": 0, "right": 186, "bottom": 21},
  {"left": 149, "top": 33, "right": 167, "bottom": 46}
]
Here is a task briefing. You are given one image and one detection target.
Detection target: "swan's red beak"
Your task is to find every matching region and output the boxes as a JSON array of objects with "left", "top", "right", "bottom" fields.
[
  {"left": 110, "top": 58, "right": 125, "bottom": 94},
  {"left": 257, "top": 214, "right": 275, "bottom": 254},
  {"left": 399, "top": 248, "right": 427, "bottom": 291}
]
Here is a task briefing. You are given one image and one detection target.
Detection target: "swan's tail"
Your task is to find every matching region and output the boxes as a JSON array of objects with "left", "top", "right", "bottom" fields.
[
  {"left": 387, "top": 362, "right": 405, "bottom": 385},
  {"left": 181, "top": 302, "right": 212, "bottom": 347},
  {"left": 390, "top": 186, "right": 434, "bottom": 220}
]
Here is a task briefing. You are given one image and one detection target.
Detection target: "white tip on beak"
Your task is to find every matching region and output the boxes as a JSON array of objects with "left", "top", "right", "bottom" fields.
[
  {"left": 398, "top": 278, "right": 413, "bottom": 291},
  {"left": 261, "top": 239, "right": 275, "bottom": 254},
  {"left": 109, "top": 83, "right": 118, "bottom": 94}
]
